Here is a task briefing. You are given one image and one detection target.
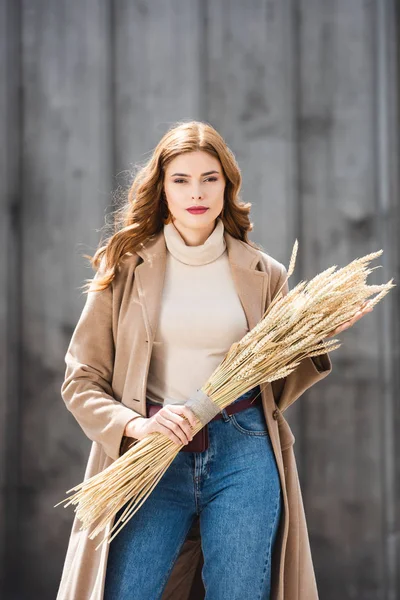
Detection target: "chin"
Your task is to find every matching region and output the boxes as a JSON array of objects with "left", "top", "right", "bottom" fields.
[{"left": 175, "top": 215, "right": 218, "bottom": 229}]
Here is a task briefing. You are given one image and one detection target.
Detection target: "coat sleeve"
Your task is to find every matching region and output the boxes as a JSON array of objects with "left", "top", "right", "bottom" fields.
[
  {"left": 61, "top": 261, "right": 142, "bottom": 460},
  {"left": 270, "top": 263, "right": 333, "bottom": 412}
]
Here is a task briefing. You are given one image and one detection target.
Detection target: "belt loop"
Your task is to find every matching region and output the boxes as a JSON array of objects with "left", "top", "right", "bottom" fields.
[{"left": 221, "top": 408, "right": 231, "bottom": 422}]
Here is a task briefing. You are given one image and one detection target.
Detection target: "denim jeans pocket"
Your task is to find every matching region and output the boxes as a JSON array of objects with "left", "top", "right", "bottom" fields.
[{"left": 230, "top": 404, "right": 269, "bottom": 436}]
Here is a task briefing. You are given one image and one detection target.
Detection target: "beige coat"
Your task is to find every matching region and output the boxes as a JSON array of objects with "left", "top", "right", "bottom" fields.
[{"left": 56, "top": 228, "right": 332, "bottom": 600}]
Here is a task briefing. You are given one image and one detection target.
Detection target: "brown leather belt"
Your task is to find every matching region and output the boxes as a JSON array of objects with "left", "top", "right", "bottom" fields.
[{"left": 146, "top": 390, "right": 262, "bottom": 453}]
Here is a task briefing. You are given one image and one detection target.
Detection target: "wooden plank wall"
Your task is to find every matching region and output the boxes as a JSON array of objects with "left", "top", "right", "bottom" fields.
[
  {"left": 0, "top": 1, "right": 398, "bottom": 599},
  {"left": 296, "top": 3, "right": 399, "bottom": 598},
  {"left": 17, "top": 2, "right": 114, "bottom": 597},
  {"left": 0, "top": 0, "right": 22, "bottom": 594}
]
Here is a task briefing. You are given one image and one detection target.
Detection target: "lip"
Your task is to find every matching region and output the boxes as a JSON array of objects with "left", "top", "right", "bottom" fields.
[{"left": 186, "top": 207, "right": 209, "bottom": 214}]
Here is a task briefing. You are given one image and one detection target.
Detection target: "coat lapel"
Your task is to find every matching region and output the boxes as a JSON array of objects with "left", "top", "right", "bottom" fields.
[{"left": 134, "top": 226, "right": 270, "bottom": 342}]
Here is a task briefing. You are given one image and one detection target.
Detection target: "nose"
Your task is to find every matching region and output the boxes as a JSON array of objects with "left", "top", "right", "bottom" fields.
[
  {"left": 191, "top": 182, "right": 204, "bottom": 200},
  {"left": 191, "top": 188, "right": 203, "bottom": 200}
]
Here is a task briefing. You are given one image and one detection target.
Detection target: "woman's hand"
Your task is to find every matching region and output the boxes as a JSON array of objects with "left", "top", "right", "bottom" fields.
[
  {"left": 324, "top": 300, "right": 374, "bottom": 339},
  {"left": 125, "top": 405, "right": 201, "bottom": 446}
]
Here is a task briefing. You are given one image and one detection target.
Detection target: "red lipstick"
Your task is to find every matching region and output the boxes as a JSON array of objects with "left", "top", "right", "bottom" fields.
[{"left": 186, "top": 206, "right": 209, "bottom": 215}]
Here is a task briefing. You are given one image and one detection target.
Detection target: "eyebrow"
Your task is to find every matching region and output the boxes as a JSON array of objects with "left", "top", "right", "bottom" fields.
[{"left": 170, "top": 170, "right": 220, "bottom": 177}]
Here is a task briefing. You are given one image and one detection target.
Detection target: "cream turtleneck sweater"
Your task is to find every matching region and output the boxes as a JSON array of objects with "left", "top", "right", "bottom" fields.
[{"left": 145, "top": 217, "right": 250, "bottom": 406}]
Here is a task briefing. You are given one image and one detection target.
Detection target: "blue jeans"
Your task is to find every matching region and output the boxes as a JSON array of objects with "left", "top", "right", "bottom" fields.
[{"left": 104, "top": 386, "right": 282, "bottom": 599}]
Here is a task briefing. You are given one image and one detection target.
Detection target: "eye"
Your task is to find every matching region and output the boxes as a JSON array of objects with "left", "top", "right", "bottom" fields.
[{"left": 172, "top": 177, "right": 218, "bottom": 184}]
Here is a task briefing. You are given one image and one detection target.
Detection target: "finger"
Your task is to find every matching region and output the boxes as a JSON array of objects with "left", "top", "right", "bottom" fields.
[
  {"left": 352, "top": 313, "right": 366, "bottom": 323},
  {"left": 180, "top": 406, "right": 201, "bottom": 429},
  {"left": 156, "top": 413, "right": 191, "bottom": 444},
  {"left": 332, "top": 325, "right": 343, "bottom": 333},
  {"left": 162, "top": 408, "right": 194, "bottom": 438},
  {"left": 326, "top": 329, "right": 337, "bottom": 337},
  {"left": 334, "top": 323, "right": 349, "bottom": 333},
  {"left": 340, "top": 312, "right": 365, "bottom": 330},
  {"left": 362, "top": 300, "right": 374, "bottom": 310},
  {"left": 155, "top": 422, "right": 185, "bottom": 446},
  {"left": 356, "top": 305, "right": 373, "bottom": 317},
  {"left": 352, "top": 310, "right": 363, "bottom": 319},
  {"left": 165, "top": 412, "right": 194, "bottom": 441},
  {"left": 168, "top": 405, "right": 200, "bottom": 429}
]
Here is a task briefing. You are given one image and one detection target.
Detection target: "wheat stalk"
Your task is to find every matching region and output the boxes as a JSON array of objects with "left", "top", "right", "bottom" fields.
[{"left": 54, "top": 242, "right": 395, "bottom": 549}]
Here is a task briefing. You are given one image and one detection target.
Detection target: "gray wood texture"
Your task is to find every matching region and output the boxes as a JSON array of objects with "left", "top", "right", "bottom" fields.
[
  {"left": 1, "top": 0, "right": 23, "bottom": 594},
  {"left": 1, "top": 1, "right": 398, "bottom": 598}
]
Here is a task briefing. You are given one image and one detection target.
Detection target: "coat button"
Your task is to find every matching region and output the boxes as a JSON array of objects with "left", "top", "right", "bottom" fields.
[{"left": 272, "top": 408, "right": 279, "bottom": 420}]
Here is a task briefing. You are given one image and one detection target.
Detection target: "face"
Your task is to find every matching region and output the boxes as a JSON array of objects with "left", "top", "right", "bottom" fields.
[{"left": 163, "top": 150, "right": 226, "bottom": 241}]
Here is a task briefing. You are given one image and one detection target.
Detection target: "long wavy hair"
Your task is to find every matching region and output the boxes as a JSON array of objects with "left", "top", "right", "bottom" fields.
[{"left": 82, "top": 119, "right": 263, "bottom": 293}]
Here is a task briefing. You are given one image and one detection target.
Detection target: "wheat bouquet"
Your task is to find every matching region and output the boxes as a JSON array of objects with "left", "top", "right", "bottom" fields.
[{"left": 55, "top": 242, "right": 394, "bottom": 549}]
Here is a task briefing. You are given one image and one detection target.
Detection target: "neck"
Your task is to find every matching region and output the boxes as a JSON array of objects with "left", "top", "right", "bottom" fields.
[
  {"left": 170, "top": 220, "right": 217, "bottom": 246},
  {"left": 163, "top": 217, "right": 226, "bottom": 266}
]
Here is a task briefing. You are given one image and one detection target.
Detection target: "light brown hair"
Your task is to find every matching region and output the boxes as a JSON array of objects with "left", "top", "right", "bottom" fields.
[{"left": 82, "top": 119, "right": 261, "bottom": 293}]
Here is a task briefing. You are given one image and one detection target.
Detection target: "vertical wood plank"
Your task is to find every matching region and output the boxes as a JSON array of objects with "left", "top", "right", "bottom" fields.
[
  {"left": 113, "top": 0, "right": 205, "bottom": 173},
  {"left": 0, "top": 0, "right": 22, "bottom": 596},
  {"left": 375, "top": 1, "right": 400, "bottom": 597},
  {"left": 20, "top": 0, "right": 113, "bottom": 596},
  {"left": 296, "top": 1, "right": 396, "bottom": 597}
]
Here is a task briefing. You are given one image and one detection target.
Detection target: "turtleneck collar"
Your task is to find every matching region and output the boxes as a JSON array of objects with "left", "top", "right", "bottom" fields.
[{"left": 163, "top": 217, "right": 226, "bottom": 266}]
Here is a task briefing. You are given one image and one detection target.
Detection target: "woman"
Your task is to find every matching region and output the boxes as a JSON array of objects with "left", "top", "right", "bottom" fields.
[{"left": 57, "top": 120, "right": 373, "bottom": 600}]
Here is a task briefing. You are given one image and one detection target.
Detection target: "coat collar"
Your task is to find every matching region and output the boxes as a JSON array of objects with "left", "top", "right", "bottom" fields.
[{"left": 134, "top": 227, "right": 269, "bottom": 342}]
